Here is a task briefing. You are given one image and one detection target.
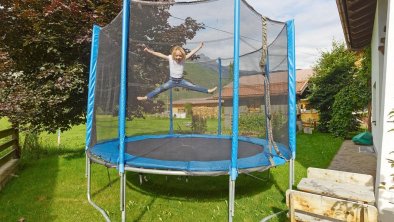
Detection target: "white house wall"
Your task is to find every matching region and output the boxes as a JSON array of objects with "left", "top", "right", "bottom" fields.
[
  {"left": 372, "top": 0, "right": 385, "bottom": 191},
  {"left": 371, "top": 0, "right": 385, "bottom": 150},
  {"left": 374, "top": 0, "right": 394, "bottom": 220}
]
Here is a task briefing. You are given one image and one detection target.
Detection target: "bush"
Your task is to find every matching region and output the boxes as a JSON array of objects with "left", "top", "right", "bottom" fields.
[
  {"left": 191, "top": 115, "right": 207, "bottom": 134},
  {"left": 239, "top": 113, "right": 266, "bottom": 137}
]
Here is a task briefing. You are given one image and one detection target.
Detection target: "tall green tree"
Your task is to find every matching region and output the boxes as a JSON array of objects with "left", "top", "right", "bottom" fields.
[
  {"left": 309, "top": 41, "right": 357, "bottom": 132},
  {"left": 0, "top": 0, "right": 201, "bottom": 132},
  {"left": 0, "top": 0, "right": 122, "bottom": 132},
  {"left": 309, "top": 41, "right": 371, "bottom": 137},
  {"left": 329, "top": 47, "right": 371, "bottom": 137}
]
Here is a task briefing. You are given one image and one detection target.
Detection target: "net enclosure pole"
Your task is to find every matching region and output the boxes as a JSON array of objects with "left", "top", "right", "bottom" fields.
[
  {"left": 86, "top": 25, "right": 100, "bottom": 151},
  {"left": 86, "top": 25, "right": 101, "bottom": 176},
  {"left": 86, "top": 25, "right": 111, "bottom": 222},
  {"left": 169, "top": 89, "right": 174, "bottom": 134},
  {"left": 119, "top": 0, "right": 130, "bottom": 175},
  {"left": 229, "top": 0, "right": 241, "bottom": 221},
  {"left": 119, "top": 0, "right": 130, "bottom": 221},
  {"left": 286, "top": 19, "right": 296, "bottom": 188},
  {"left": 218, "top": 57, "right": 222, "bottom": 135},
  {"left": 231, "top": 0, "right": 240, "bottom": 183}
]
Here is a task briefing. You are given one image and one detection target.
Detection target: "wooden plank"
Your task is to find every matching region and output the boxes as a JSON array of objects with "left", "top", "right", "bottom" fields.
[
  {"left": 286, "top": 190, "right": 378, "bottom": 222},
  {"left": 307, "top": 167, "right": 374, "bottom": 188},
  {"left": 0, "top": 139, "right": 17, "bottom": 153},
  {"left": 0, "top": 149, "right": 16, "bottom": 167},
  {"left": 0, "top": 128, "right": 14, "bottom": 139},
  {"left": 297, "top": 178, "right": 375, "bottom": 204},
  {"left": 294, "top": 211, "right": 338, "bottom": 222},
  {"left": 289, "top": 191, "right": 296, "bottom": 222},
  {"left": 0, "top": 159, "right": 19, "bottom": 190}
]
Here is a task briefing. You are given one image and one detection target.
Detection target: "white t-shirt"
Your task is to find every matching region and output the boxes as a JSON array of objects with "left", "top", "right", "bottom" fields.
[{"left": 169, "top": 55, "right": 184, "bottom": 78}]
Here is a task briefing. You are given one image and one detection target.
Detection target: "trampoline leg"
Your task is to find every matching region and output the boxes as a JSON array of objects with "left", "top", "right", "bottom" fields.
[
  {"left": 120, "top": 172, "right": 126, "bottom": 222},
  {"left": 228, "top": 177, "right": 235, "bottom": 222},
  {"left": 139, "top": 173, "right": 143, "bottom": 185},
  {"left": 87, "top": 159, "right": 111, "bottom": 222},
  {"left": 85, "top": 153, "right": 88, "bottom": 178},
  {"left": 289, "top": 159, "right": 295, "bottom": 189}
]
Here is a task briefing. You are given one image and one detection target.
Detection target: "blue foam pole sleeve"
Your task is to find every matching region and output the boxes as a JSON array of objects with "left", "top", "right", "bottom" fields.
[
  {"left": 286, "top": 20, "right": 296, "bottom": 159},
  {"left": 119, "top": 0, "right": 131, "bottom": 173},
  {"left": 86, "top": 25, "right": 101, "bottom": 150},
  {"left": 230, "top": 0, "right": 241, "bottom": 181},
  {"left": 218, "top": 58, "right": 222, "bottom": 135}
]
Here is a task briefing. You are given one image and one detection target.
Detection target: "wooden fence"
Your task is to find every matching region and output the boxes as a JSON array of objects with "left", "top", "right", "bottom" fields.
[{"left": 0, "top": 127, "right": 20, "bottom": 189}]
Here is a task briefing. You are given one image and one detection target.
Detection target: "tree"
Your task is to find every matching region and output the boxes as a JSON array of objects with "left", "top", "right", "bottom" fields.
[
  {"left": 0, "top": 0, "right": 123, "bottom": 132},
  {"left": 309, "top": 41, "right": 357, "bottom": 132},
  {"left": 309, "top": 41, "right": 371, "bottom": 137},
  {"left": 329, "top": 47, "right": 371, "bottom": 137},
  {"left": 0, "top": 0, "right": 202, "bottom": 132}
]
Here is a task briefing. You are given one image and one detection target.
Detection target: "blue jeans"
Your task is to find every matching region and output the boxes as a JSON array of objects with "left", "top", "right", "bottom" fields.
[{"left": 146, "top": 78, "right": 209, "bottom": 99}]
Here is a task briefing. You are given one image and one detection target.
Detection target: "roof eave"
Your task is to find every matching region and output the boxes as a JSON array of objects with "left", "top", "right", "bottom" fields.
[{"left": 336, "top": 0, "right": 377, "bottom": 51}]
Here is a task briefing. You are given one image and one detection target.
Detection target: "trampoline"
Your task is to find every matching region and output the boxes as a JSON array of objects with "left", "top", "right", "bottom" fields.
[
  {"left": 85, "top": 0, "right": 296, "bottom": 221},
  {"left": 88, "top": 134, "right": 291, "bottom": 175}
]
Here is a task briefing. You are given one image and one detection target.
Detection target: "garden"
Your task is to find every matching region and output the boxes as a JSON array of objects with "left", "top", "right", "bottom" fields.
[{"left": 0, "top": 117, "right": 343, "bottom": 221}]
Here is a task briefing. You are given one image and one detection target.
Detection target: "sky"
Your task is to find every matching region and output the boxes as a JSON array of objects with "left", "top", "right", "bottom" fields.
[{"left": 246, "top": 0, "right": 345, "bottom": 69}]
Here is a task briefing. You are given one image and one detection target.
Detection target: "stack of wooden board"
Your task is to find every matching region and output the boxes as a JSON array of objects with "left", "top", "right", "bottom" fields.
[{"left": 286, "top": 167, "right": 377, "bottom": 222}]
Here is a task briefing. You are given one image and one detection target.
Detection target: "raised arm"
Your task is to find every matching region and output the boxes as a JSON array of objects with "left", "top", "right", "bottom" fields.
[
  {"left": 185, "top": 42, "right": 204, "bottom": 60},
  {"left": 144, "top": 48, "right": 169, "bottom": 60}
]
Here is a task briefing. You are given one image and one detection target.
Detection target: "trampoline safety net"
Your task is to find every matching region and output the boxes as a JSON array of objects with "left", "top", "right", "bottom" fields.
[{"left": 88, "top": 0, "right": 291, "bottom": 170}]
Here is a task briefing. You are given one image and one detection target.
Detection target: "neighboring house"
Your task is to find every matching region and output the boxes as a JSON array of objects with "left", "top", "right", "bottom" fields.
[
  {"left": 299, "top": 99, "right": 319, "bottom": 128},
  {"left": 171, "top": 69, "right": 314, "bottom": 125},
  {"left": 337, "top": 0, "right": 394, "bottom": 220},
  {"left": 171, "top": 97, "right": 222, "bottom": 118},
  {"left": 218, "top": 69, "right": 314, "bottom": 127}
]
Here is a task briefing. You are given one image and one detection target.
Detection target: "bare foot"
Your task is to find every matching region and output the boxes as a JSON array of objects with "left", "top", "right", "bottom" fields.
[
  {"left": 208, "top": 86, "right": 217, "bottom": 93},
  {"left": 137, "top": 96, "right": 147, "bottom": 101}
]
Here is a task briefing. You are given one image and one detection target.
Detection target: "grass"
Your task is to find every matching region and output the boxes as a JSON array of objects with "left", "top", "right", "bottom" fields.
[
  {"left": 0, "top": 118, "right": 14, "bottom": 157},
  {"left": 0, "top": 118, "right": 343, "bottom": 222},
  {"left": 0, "top": 117, "right": 11, "bottom": 130}
]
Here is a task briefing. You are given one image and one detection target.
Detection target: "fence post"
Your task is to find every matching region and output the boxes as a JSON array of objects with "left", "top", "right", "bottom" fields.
[{"left": 12, "top": 127, "right": 20, "bottom": 158}]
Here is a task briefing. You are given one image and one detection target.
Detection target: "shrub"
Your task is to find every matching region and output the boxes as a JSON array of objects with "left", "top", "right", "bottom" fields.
[
  {"left": 191, "top": 114, "right": 207, "bottom": 134},
  {"left": 238, "top": 113, "right": 266, "bottom": 137}
]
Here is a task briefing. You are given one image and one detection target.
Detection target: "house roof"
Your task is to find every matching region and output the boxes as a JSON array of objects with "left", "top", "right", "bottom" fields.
[
  {"left": 172, "top": 69, "right": 313, "bottom": 104},
  {"left": 218, "top": 69, "right": 313, "bottom": 99},
  {"left": 336, "top": 0, "right": 377, "bottom": 50},
  {"left": 172, "top": 97, "right": 222, "bottom": 105}
]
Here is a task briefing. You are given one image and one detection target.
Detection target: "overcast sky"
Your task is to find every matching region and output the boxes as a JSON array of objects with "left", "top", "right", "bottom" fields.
[{"left": 247, "top": 0, "right": 345, "bottom": 69}]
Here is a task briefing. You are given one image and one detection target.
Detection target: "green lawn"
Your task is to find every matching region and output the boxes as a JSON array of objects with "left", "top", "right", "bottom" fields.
[
  {"left": 0, "top": 119, "right": 343, "bottom": 222},
  {"left": 0, "top": 118, "right": 11, "bottom": 130},
  {"left": 0, "top": 118, "right": 14, "bottom": 157}
]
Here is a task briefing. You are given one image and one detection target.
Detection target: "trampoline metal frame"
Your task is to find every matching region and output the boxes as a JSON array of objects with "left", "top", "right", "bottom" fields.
[{"left": 88, "top": 150, "right": 271, "bottom": 176}]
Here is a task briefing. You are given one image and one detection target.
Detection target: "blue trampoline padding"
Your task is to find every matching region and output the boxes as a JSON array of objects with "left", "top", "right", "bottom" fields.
[{"left": 88, "top": 134, "right": 291, "bottom": 172}]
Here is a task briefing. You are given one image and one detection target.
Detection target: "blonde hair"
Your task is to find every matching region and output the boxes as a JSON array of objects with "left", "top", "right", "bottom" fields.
[{"left": 171, "top": 46, "right": 186, "bottom": 60}]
